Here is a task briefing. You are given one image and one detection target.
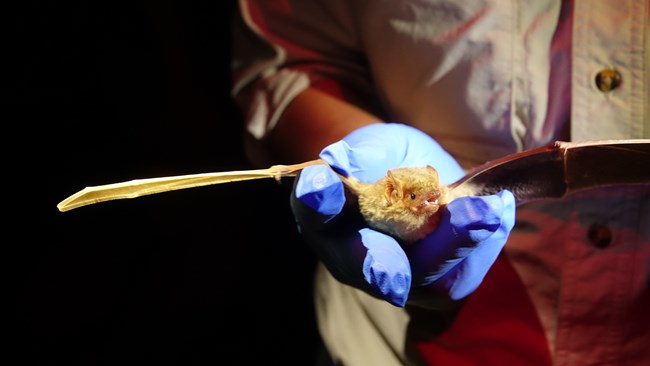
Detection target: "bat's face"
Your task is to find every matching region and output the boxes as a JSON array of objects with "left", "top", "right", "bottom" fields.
[
  {"left": 403, "top": 184, "right": 442, "bottom": 213},
  {"left": 384, "top": 166, "right": 443, "bottom": 215}
]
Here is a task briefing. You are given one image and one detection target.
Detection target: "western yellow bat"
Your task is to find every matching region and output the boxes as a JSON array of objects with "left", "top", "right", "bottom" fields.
[
  {"left": 57, "top": 140, "right": 650, "bottom": 243},
  {"left": 339, "top": 165, "right": 447, "bottom": 243}
]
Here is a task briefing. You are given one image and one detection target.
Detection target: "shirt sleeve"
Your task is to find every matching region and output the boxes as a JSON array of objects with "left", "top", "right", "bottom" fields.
[{"left": 231, "top": 0, "right": 372, "bottom": 140}]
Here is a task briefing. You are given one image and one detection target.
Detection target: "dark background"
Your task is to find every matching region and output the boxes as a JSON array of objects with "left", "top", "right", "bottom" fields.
[{"left": 13, "top": 1, "right": 321, "bottom": 364}]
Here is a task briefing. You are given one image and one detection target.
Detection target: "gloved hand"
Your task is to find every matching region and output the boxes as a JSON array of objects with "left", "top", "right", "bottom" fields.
[{"left": 290, "top": 123, "right": 515, "bottom": 308}]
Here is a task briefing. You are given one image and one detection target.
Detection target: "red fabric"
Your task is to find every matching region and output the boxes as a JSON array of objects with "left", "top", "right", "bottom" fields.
[{"left": 413, "top": 253, "right": 552, "bottom": 365}]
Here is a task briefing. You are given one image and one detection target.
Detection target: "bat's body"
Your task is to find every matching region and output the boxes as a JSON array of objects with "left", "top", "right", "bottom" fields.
[{"left": 340, "top": 166, "right": 449, "bottom": 243}]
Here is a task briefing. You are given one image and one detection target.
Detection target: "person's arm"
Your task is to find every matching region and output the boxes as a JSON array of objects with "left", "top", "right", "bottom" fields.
[
  {"left": 267, "top": 87, "right": 381, "bottom": 163},
  {"left": 244, "top": 77, "right": 389, "bottom": 167}
]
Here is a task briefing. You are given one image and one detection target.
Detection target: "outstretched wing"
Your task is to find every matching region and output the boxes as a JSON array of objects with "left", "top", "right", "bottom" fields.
[
  {"left": 448, "top": 139, "right": 650, "bottom": 204},
  {"left": 57, "top": 159, "right": 327, "bottom": 212}
]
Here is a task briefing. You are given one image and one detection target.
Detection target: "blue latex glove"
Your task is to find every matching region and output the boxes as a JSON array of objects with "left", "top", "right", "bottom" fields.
[{"left": 290, "top": 123, "right": 515, "bottom": 307}]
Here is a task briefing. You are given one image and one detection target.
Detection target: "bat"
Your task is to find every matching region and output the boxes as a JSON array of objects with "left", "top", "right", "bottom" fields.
[
  {"left": 339, "top": 165, "right": 448, "bottom": 243},
  {"left": 57, "top": 139, "right": 650, "bottom": 242}
]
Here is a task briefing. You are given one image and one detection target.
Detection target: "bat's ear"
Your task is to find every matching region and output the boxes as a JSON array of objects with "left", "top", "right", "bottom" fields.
[
  {"left": 384, "top": 170, "right": 403, "bottom": 205},
  {"left": 426, "top": 165, "right": 439, "bottom": 178}
]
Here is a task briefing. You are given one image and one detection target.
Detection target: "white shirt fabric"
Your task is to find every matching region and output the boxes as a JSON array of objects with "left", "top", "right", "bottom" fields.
[{"left": 231, "top": 1, "right": 650, "bottom": 365}]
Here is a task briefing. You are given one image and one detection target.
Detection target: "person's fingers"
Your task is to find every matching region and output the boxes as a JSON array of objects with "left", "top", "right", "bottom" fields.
[
  {"left": 320, "top": 123, "right": 466, "bottom": 183},
  {"left": 405, "top": 190, "right": 515, "bottom": 287},
  {"left": 359, "top": 228, "right": 412, "bottom": 306},
  {"left": 291, "top": 166, "right": 414, "bottom": 306},
  {"left": 293, "top": 165, "right": 346, "bottom": 222}
]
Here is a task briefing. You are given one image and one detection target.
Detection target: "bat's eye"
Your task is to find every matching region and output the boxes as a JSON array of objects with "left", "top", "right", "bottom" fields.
[{"left": 410, "top": 193, "right": 416, "bottom": 200}]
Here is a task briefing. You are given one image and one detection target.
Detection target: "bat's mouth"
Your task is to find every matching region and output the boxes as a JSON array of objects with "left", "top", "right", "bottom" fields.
[{"left": 414, "top": 195, "right": 440, "bottom": 212}]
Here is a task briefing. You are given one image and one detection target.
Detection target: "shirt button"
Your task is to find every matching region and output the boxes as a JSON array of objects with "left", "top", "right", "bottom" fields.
[
  {"left": 594, "top": 68, "right": 622, "bottom": 92},
  {"left": 587, "top": 223, "right": 612, "bottom": 248}
]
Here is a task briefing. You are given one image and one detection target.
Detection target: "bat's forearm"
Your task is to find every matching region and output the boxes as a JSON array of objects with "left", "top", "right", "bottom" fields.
[{"left": 57, "top": 159, "right": 331, "bottom": 212}]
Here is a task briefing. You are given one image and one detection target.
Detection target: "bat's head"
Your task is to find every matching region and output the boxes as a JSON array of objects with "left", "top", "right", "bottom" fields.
[{"left": 384, "top": 166, "right": 443, "bottom": 214}]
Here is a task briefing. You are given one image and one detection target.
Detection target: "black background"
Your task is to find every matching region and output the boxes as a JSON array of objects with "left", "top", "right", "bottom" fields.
[{"left": 12, "top": 1, "right": 321, "bottom": 364}]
